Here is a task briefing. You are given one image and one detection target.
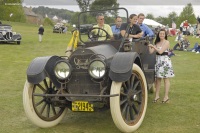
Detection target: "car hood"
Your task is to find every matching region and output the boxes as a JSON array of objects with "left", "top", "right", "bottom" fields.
[{"left": 69, "top": 44, "right": 117, "bottom": 69}]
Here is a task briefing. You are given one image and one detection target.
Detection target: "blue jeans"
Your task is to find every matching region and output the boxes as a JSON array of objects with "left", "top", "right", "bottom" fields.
[
  {"left": 195, "top": 46, "right": 200, "bottom": 52},
  {"left": 188, "top": 43, "right": 198, "bottom": 51}
]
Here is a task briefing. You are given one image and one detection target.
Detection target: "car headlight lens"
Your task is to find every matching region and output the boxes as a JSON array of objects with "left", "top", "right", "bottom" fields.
[
  {"left": 88, "top": 60, "right": 106, "bottom": 79},
  {"left": 54, "top": 61, "right": 71, "bottom": 80}
]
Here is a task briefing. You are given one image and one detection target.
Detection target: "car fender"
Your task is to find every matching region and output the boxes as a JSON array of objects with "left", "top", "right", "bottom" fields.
[
  {"left": 26, "top": 55, "right": 62, "bottom": 88},
  {"left": 109, "top": 52, "right": 142, "bottom": 82},
  {"left": 12, "top": 34, "right": 21, "bottom": 40},
  {"left": 0, "top": 33, "right": 3, "bottom": 38}
]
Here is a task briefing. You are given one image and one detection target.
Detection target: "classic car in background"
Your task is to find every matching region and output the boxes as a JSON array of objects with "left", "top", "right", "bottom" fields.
[
  {"left": 53, "top": 23, "right": 65, "bottom": 33},
  {"left": 0, "top": 24, "right": 21, "bottom": 44},
  {"left": 23, "top": 8, "right": 156, "bottom": 133},
  {"left": 79, "top": 24, "right": 93, "bottom": 34}
]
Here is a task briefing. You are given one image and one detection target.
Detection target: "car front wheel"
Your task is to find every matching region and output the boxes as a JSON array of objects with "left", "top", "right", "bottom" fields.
[
  {"left": 23, "top": 78, "right": 67, "bottom": 128},
  {"left": 110, "top": 64, "right": 148, "bottom": 133}
]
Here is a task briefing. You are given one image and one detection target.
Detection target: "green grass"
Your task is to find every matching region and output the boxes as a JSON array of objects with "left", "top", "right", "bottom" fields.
[{"left": 0, "top": 21, "right": 200, "bottom": 133}]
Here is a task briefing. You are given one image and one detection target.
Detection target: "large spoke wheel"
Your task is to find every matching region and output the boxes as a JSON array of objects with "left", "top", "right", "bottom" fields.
[
  {"left": 23, "top": 78, "right": 67, "bottom": 128},
  {"left": 110, "top": 64, "right": 148, "bottom": 133}
]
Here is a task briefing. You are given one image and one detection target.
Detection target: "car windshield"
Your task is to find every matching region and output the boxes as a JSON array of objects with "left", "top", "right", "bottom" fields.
[
  {"left": 77, "top": 8, "right": 128, "bottom": 43},
  {"left": 0, "top": 26, "right": 12, "bottom": 30}
]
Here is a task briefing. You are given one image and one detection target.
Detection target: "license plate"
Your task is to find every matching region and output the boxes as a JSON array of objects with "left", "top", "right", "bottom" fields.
[{"left": 72, "top": 101, "right": 94, "bottom": 111}]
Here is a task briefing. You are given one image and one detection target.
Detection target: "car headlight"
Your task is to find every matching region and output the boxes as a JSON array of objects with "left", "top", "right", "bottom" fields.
[
  {"left": 88, "top": 60, "right": 106, "bottom": 79},
  {"left": 54, "top": 61, "right": 71, "bottom": 80},
  {"left": 2, "top": 31, "right": 6, "bottom": 35}
]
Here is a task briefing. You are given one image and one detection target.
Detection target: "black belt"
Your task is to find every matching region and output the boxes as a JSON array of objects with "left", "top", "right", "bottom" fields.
[{"left": 156, "top": 52, "right": 168, "bottom": 56}]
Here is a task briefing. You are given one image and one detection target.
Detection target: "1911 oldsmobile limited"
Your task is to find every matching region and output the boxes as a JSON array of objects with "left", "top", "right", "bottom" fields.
[{"left": 23, "top": 8, "right": 156, "bottom": 133}]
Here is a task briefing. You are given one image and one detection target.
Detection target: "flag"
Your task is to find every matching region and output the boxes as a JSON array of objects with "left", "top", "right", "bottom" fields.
[
  {"left": 172, "top": 21, "right": 176, "bottom": 29},
  {"left": 65, "top": 30, "right": 79, "bottom": 56}
]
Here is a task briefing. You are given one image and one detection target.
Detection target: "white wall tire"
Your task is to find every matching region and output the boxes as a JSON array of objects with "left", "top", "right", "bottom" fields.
[
  {"left": 110, "top": 64, "right": 148, "bottom": 133},
  {"left": 23, "top": 79, "right": 67, "bottom": 128}
]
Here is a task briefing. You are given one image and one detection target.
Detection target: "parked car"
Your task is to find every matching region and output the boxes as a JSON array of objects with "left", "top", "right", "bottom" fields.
[
  {"left": 53, "top": 23, "right": 65, "bottom": 33},
  {"left": 0, "top": 24, "right": 21, "bottom": 44},
  {"left": 79, "top": 24, "right": 93, "bottom": 34},
  {"left": 23, "top": 8, "right": 156, "bottom": 133}
]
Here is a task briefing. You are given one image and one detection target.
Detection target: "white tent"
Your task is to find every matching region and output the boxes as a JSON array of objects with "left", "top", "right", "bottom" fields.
[{"left": 143, "top": 19, "right": 164, "bottom": 27}]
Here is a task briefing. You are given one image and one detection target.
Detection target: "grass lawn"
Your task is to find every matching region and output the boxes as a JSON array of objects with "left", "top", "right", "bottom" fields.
[{"left": 0, "top": 21, "right": 200, "bottom": 133}]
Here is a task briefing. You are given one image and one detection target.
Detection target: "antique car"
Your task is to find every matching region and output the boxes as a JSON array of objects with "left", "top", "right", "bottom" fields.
[
  {"left": 0, "top": 24, "right": 21, "bottom": 44},
  {"left": 53, "top": 23, "right": 65, "bottom": 33},
  {"left": 23, "top": 8, "right": 156, "bottom": 133}
]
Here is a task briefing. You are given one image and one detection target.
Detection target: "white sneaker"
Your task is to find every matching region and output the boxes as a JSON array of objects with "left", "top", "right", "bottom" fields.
[
  {"left": 192, "top": 49, "right": 196, "bottom": 52},
  {"left": 196, "top": 51, "right": 199, "bottom": 54}
]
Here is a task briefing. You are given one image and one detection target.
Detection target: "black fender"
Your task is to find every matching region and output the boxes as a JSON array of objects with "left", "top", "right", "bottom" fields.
[
  {"left": 109, "top": 52, "right": 142, "bottom": 82},
  {"left": 27, "top": 55, "right": 63, "bottom": 88}
]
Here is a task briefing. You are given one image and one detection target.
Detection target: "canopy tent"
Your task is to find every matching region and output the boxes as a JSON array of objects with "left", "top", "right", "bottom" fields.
[{"left": 143, "top": 19, "right": 164, "bottom": 27}]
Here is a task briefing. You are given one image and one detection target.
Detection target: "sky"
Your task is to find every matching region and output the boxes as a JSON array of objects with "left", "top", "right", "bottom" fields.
[{"left": 22, "top": 0, "right": 200, "bottom": 17}]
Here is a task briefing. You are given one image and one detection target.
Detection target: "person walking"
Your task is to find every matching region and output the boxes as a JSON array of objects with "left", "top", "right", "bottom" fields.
[
  {"left": 38, "top": 25, "right": 44, "bottom": 42},
  {"left": 148, "top": 29, "right": 175, "bottom": 103}
]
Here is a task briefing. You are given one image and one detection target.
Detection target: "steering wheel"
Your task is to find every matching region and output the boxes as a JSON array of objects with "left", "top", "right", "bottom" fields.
[{"left": 88, "top": 27, "right": 110, "bottom": 41}]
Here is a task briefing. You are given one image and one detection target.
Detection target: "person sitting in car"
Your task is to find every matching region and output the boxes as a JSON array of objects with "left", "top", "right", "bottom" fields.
[
  {"left": 137, "top": 13, "right": 154, "bottom": 37},
  {"left": 92, "top": 13, "right": 113, "bottom": 41},
  {"left": 111, "top": 16, "right": 123, "bottom": 40},
  {"left": 120, "top": 14, "right": 143, "bottom": 41}
]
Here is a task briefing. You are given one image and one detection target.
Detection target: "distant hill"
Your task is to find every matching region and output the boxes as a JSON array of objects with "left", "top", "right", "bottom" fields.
[{"left": 32, "top": 6, "right": 77, "bottom": 21}]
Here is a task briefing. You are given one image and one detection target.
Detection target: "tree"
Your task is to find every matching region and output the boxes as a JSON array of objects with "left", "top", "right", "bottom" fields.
[
  {"left": 75, "top": 0, "right": 94, "bottom": 24},
  {"left": 155, "top": 16, "right": 167, "bottom": 26},
  {"left": 32, "top": 6, "right": 74, "bottom": 20},
  {"left": 0, "top": 0, "right": 26, "bottom": 22},
  {"left": 167, "top": 11, "right": 178, "bottom": 27},
  {"left": 90, "top": 0, "right": 119, "bottom": 10},
  {"left": 146, "top": 13, "right": 155, "bottom": 20},
  {"left": 76, "top": 0, "right": 93, "bottom": 12},
  {"left": 43, "top": 17, "right": 54, "bottom": 26},
  {"left": 89, "top": 0, "right": 119, "bottom": 17},
  {"left": 178, "top": 3, "right": 196, "bottom": 26},
  {"left": 70, "top": 12, "right": 80, "bottom": 25}
]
